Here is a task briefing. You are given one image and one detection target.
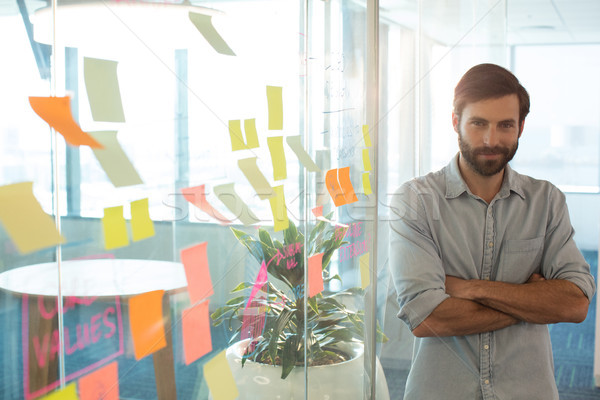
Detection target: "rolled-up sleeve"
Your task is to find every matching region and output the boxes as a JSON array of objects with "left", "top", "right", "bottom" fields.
[
  {"left": 541, "top": 187, "right": 596, "bottom": 301},
  {"left": 389, "top": 184, "right": 450, "bottom": 331}
]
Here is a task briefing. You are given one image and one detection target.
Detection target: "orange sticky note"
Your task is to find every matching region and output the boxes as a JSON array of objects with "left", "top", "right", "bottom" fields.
[
  {"left": 29, "top": 96, "right": 102, "bottom": 148},
  {"left": 338, "top": 167, "right": 358, "bottom": 205},
  {"left": 39, "top": 383, "right": 78, "bottom": 400},
  {"left": 308, "top": 252, "right": 324, "bottom": 297},
  {"left": 129, "top": 290, "right": 167, "bottom": 360},
  {"left": 101, "top": 205, "right": 129, "bottom": 250},
  {"left": 325, "top": 167, "right": 358, "bottom": 207},
  {"left": 78, "top": 361, "right": 119, "bottom": 400},
  {"left": 204, "top": 350, "right": 239, "bottom": 400},
  {"left": 0, "top": 181, "right": 66, "bottom": 254},
  {"left": 181, "top": 242, "right": 214, "bottom": 304},
  {"left": 325, "top": 169, "right": 345, "bottom": 207},
  {"left": 182, "top": 185, "right": 232, "bottom": 225},
  {"left": 182, "top": 299, "right": 212, "bottom": 365}
]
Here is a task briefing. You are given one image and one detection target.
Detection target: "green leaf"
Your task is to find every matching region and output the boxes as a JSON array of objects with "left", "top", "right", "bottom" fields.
[
  {"left": 226, "top": 296, "right": 246, "bottom": 306},
  {"left": 230, "top": 227, "right": 265, "bottom": 263},
  {"left": 323, "top": 273, "right": 342, "bottom": 283},
  {"left": 283, "top": 220, "right": 298, "bottom": 245},
  {"left": 307, "top": 296, "right": 319, "bottom": 314},
  {"left": 230, "top": 281, "right": 254, "bottom": 293},
  {"left": 268, "top": 308, "right": 294, "bottom": 363},
  {"left": 281, "top": 334, "right": 301, "bottom": 379}
]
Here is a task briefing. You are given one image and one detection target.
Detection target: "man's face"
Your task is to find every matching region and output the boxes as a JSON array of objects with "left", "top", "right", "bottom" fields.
[{"left": 453, "top": 94, "right": 522, "bottom": 177}]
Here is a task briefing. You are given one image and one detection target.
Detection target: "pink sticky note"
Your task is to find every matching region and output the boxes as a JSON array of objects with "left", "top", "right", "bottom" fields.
[
  {"left": 182, "top": 185, "right": 232, "bottom": 225},
  {"left": 181, "top": 242, "right": 214, "bottom": 304},
  {"left": 129, "top": 290, "right": 167, "bottom": 360},
  {"left": 246, "top": 261, "right": 268, "bottom": 308},
  {"left": 241, "top": 261, "right": 268, "bottom": 343},
  {"left": 78, "top": 361, "right": 119, "bottom": 400},
  {"left": 182, "top": 299, "right": 212, "bottom": 365},
  {"left": 308, "top": 253, "right": 324, "bottom": 297},
  {"left": 312, "top": 205, "right": 323, "bottom": 218}
]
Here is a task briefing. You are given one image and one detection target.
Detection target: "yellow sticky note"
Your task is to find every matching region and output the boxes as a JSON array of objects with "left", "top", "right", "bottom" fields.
[
  {"left": 267, "top": 136, "right": 287, "bottom": 181},
  {"left": 362, "top": 148, "right": 372, "bottom": 171},
  {"left": 204, "top": 350, "right": 239, "bottom": 400},
  {"left": 359, "top": 252, "right": 370, "bottom": 289},
  {"left": 268, "top": 185, "right": 289, "bottom": 232},
  {"left": 130, "top": 198, "right": 155, "bottom": 241},
  {"left": 213, "top": 183, "right": 259, "bottom": 226},
  {"left": 84, "top": 57, "right": 125, "bottom": 123},
  {"left": 39, "top": 383, "right": 78, "bottom": 400},
  {"left": 0, "top": 182, "right": 65, "bottom": 254},
  {"left": 286, "top": 135, "right": 321, "bottom": 172},
  {"left": 89, "top": 131, "right": 143, "bottom": 187},
  {"left": 362, "top": 172, "right": 373, "bottom": 196},
  {"left": 228, "top": 120, "right": 245, "bottom": 151},
  {"left": 102, "top": 205, "right": 129, "bottom": 250},
  {"left": 266, "top": 86, "right": 283, "bottom": 130},
  {"left": 188, "top": 12, "right": 236, "bottom": 56},
  {"left": 362, "top": 125, "right": 372, "bottom": 147},
  {"left": 244, "top": 119, "right": 260, "bottom": 149},
  {"left": 238, "top": 157, "right": 275, "bottom": 200}
]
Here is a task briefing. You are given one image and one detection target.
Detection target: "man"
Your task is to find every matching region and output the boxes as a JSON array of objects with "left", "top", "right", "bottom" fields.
[{"left": 390, "top": 63, "right": 596, "bottom": 399}]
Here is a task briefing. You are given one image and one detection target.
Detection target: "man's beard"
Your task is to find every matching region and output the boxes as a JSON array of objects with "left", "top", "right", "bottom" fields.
[{"left": 458, "top": 132, "right": 519, "bottom": 177}]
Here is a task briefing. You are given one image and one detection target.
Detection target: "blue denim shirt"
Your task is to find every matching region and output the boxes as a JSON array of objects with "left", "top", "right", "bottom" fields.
[{"left": 390, "top": 154, "right": 596, "bottom": 400}]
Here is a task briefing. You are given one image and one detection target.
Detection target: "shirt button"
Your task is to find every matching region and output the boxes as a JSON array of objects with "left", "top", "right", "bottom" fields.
[
  {"left": 484, "top": 345, "right": 489, "bottom": 350},
  {"left": 484, "top": 379, "right": 490, "bottom": 385},
  {"left": 488, "top": 241, "right": 494, "bottom": 248}
]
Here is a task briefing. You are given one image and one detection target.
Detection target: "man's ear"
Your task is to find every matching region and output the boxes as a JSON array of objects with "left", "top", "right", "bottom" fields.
[
  {"left": 518, "top": 119, "right": 525, "bottom": 138},
  {"left": 452, "top": 112, "right": 460, "bottom": 133}
]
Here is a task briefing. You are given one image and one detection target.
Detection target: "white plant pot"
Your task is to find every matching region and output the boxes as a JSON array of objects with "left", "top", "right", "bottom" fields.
[{"left": 221, "top": 338, "right": 390, "bottom": 400}]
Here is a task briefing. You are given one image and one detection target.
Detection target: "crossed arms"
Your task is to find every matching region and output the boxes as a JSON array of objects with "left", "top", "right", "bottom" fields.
[{"left": 412, "top": 274, "right": 590, "bottom": 338}]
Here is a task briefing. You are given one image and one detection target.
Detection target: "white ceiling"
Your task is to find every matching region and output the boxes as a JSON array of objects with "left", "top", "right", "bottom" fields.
[
  {"left": 2, "top": 0, "right": 600, "bottom": 45},
  {"left": 380, "top": 0, "right": 600, "bottom": 45}
]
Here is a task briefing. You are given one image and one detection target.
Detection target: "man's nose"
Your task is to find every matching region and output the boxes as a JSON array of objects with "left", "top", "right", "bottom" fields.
[{"left": 483, "top": 127, "right": 499, "bottom": 147}]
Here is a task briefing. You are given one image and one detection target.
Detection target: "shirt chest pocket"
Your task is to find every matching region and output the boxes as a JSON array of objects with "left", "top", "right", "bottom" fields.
[{"left": 496, "top": 236, "right": 545, "bottom": 283}]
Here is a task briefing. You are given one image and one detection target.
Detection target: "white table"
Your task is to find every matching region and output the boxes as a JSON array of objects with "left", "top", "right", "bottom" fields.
[{"left": 0, "top": 259, "right": 188, "bottom": 399}]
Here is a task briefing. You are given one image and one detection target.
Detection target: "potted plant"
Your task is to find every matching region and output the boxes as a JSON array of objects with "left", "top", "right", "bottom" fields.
[{"left": 211, "top": 217, "right": 389, "bottom": 399}]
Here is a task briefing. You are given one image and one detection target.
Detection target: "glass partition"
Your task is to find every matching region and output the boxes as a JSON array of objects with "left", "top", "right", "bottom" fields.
[{"left": 0, "top": 0, "right": 387, "bottom": 399}]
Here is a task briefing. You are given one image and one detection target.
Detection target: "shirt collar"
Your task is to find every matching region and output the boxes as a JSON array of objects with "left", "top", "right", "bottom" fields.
[{"left": 445, "top": 153, "right": 526, "bottom": 200}]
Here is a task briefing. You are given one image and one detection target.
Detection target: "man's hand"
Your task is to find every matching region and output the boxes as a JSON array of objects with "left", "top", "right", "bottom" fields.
[
  {"left": 446, "top": 273, "right": 546, "bottom": 299},
  {"left": 527, "top": 273, "right": 545, "bottom": 283},
  {"left": 444, "top": 273, "right": 589, "bottom": 324}
]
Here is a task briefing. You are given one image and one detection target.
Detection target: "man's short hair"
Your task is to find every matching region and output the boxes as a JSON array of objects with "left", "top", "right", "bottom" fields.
[{"left": 453, "top": 63, "right": 530, "bottom": 125}]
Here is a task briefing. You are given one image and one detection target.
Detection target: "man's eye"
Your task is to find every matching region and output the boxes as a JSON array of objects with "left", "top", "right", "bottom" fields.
[
  {"left": 500, "top": 122, "right": 514, "bottom": 129},
  {"left": 472, "top": 121, "right": 485, "bottom": 127}
]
